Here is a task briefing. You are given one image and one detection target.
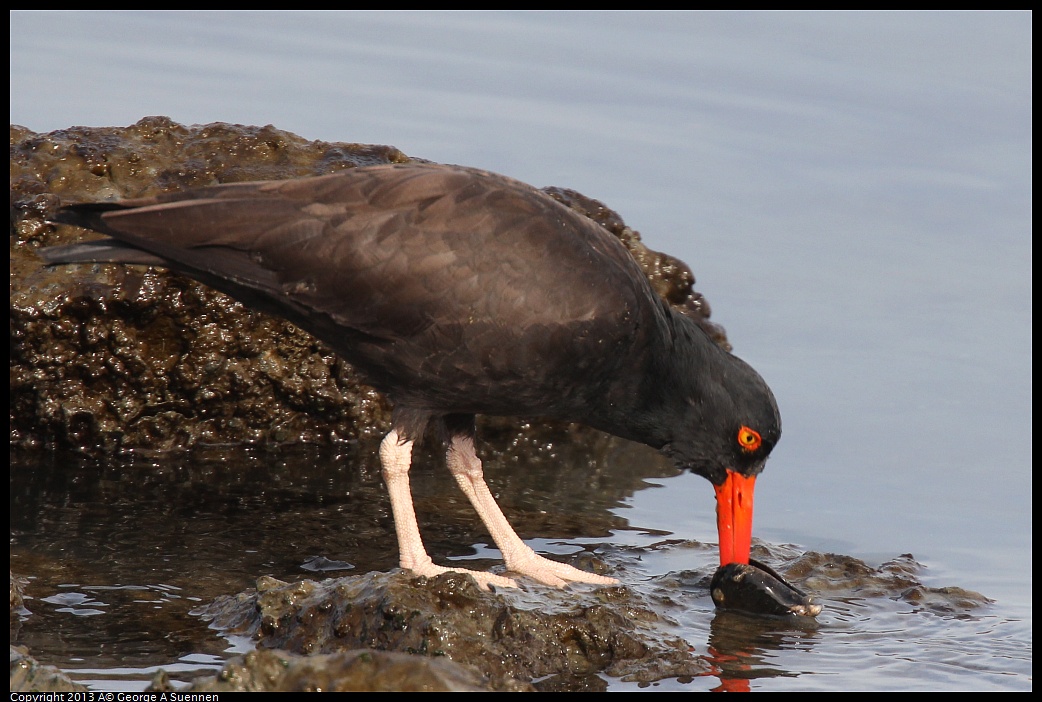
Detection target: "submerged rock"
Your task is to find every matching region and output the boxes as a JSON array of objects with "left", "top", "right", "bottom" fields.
[
  {"left": 193, "top": 570, "right": 710, "bottom": 691},
  {"left": 146, "top": 648, "right": 503, "bottom": 693},
  {"left": 10, "top": 646, "right": 90, "bottom": 693}
]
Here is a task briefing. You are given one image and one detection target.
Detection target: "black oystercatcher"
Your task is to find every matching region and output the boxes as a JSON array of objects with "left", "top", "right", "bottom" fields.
[{"left": 42, "top": 163, "right": 780, "bottom": 589}]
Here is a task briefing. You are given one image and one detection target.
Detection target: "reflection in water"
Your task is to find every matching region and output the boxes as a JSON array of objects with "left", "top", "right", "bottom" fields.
[{"left": 703, "top": 609, "right": 819, "bottom": 691}]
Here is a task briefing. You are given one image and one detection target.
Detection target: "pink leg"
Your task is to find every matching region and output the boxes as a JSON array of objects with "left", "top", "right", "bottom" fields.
[
  {"left": 379, "top": 430, "right": 518, "bottom": 590},
  {"left": 445, "top": 433, "right": 618, "bottom": 587}
]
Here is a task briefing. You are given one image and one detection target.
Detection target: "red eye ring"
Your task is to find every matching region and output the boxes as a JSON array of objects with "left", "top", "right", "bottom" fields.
[{"left": 737, "top": 426, "right": 762, "bottom": 453}]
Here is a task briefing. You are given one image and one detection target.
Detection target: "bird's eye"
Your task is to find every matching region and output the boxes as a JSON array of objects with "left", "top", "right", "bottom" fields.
[{"left": 737, "top": 426, "right": 762, "bottom": 453}]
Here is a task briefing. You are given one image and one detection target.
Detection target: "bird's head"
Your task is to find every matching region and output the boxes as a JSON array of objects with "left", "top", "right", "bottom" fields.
[{"left": 662, "top": 354, "right": 781, "bottom": 566}]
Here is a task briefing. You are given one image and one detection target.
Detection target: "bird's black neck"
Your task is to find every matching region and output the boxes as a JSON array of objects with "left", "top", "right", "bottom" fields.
[{"left": 584, "top": 306, "right": 735, "bottom": 451}]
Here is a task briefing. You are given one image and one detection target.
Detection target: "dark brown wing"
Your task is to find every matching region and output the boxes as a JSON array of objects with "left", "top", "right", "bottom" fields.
[{"left": 48, "top": 164, "right": 670, "bottom": 417}]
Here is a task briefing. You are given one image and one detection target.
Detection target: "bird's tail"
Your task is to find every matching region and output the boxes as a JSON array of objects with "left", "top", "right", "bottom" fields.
[{"left": 42, "top": 204, "right": 167, "bottom": 266}]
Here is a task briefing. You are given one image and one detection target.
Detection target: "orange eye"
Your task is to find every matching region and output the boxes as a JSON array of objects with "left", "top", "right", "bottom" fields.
[{"left": 737, "top": 426, "right": 762, "bottom": 453}]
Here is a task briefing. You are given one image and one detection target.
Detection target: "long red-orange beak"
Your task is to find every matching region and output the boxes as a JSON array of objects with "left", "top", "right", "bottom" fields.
[{"left": 714, "top": 469, "right": 756, "bottom": 566}]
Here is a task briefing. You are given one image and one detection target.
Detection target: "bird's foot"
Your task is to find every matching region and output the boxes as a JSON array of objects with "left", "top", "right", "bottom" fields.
[
  {"left": 401, "top": 551, "right": 616, "bottom": 590},
  {"left": 503, "top": 548, "right": 618, "bottom": 588},
  {"left": 403, "top": 558, "right": 519, "bottom": 590}
]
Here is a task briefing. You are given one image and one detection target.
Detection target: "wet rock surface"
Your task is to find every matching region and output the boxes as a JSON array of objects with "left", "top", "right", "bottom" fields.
[
  {"left": 145, "top": 648, "right": 504, "bottom": 693},
  {"left": 10, "top": 646, "right": 90, "bottom": 694},
  {"left": 784, "top": 550, "right": 993, "bottom": 616},
  {"left": 193, "top": 571, "right": 708, "bottom": 691},
  {"left": 11, "top": 118, "right": 408, "bottom": 452}
]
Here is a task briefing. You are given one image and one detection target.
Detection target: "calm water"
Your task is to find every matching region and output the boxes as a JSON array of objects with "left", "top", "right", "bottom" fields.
[{"left": 10, "top": 11, "right": 1031, "bottom": 691}]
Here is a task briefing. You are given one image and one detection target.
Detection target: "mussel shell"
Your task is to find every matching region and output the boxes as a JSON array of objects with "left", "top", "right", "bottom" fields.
[{"left": 711, "top": 558, "right": 822, "bottom": 617}]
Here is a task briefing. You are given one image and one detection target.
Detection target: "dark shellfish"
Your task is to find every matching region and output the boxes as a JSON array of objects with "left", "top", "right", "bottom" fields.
[{"left": 711, "top": 559, "right": 822, "bottom": 617}]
